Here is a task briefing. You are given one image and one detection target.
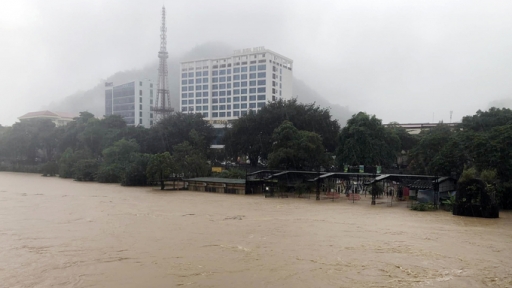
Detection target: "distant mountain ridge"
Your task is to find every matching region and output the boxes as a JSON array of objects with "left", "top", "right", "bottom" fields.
[{"left": 46, "top": 42, "right": 353, "bottom": 126}]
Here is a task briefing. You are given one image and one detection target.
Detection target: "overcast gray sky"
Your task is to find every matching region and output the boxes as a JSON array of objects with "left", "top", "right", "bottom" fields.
[{"left": 1, "top": 0, "right": 512, "bottom": 126}]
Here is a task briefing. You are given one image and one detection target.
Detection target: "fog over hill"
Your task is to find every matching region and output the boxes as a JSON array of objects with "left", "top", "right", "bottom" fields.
[{"left": 46, "top": 43, "right": 353, "bottom": 126}]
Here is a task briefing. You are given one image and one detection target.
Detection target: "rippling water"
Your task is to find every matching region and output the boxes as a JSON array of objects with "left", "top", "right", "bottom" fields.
[{"left": 1, "top": 172, "right": 511, "bottom": 287}]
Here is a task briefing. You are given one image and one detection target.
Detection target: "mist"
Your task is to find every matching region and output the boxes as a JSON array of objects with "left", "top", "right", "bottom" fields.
[{"left": 1, "top": 0, "right": 512, "bottom": 126}]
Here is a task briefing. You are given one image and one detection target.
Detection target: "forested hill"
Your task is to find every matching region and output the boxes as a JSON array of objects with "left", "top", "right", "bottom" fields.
[{"left": 45, "top": 42, "right": 353, "bottom": 126}]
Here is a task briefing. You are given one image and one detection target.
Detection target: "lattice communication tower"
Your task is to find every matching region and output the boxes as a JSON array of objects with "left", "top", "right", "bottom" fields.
[{"left": 153, "top": 6, "right": 173, "bottom": 120}]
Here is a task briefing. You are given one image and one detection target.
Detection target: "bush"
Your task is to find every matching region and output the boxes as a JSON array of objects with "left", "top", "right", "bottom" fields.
[
  {"left": 41, "top": 161, "right": 58, "bottom": 176},
  {"left": 72, "top": 159, "right": 99, "bottom": 181},
  {"left": 411, "top": 202, "right": 436, "bottom": 211}
]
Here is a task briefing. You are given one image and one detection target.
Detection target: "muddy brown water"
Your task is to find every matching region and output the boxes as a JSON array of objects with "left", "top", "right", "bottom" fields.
[{"left": 1, "top": 172, "right": 511, "bottom": 287}]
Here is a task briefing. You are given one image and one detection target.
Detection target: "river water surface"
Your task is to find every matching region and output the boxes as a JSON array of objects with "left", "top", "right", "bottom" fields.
[{"left": 1, "top": 172, "right": 511, "bottom": 287}]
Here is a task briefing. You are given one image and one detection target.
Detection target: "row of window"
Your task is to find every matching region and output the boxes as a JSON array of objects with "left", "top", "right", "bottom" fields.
[
  {"left": 182, "top": 86, "right": 267, "bottom": 93},
  {"left": 181, "top": 65, "right": 267, "bottom": 78},
  {"left": 181, "top": 95, "right": 267, "bottom": 105},
  {"left": 181, "top": 72, "right": 267, "bottom": 85},
  {"left": 181, "top": 102, "right": 266, "bottom": 112}
]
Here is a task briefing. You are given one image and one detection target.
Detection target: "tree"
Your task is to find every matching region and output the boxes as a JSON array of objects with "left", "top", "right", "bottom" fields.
[
  {"left": 147, "top": 113, "right": 214, "bottom": 155},
  {"left": 267, "top": 120, "right": 328, "bottom": 170},
  {"left": 336, "top": 112, "right": 399, "bottom": 167},
  {"left": 172, "top": 141, "right": 210, "bottom": 178},
  {"left": 96, "top": 139, "right": 140, "bottom": 183},
  {"left": 146, "top": 152, "right": 174, "bottom": 190},
  {"left": 224, "top": 98, "right": 340, "bottom": 166}
]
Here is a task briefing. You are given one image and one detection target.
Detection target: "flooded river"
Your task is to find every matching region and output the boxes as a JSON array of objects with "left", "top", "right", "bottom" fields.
[{"left": 1, "top": 172, "right": 511, "bottom": 287}]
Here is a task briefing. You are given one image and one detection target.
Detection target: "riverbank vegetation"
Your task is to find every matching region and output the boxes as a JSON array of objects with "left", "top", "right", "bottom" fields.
[{"left": 0, "top": 100, "right": 511, "bottom": 208}]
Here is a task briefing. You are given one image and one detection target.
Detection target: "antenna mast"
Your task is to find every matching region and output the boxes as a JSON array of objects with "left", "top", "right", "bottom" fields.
[{"left": 153, "top": 6, "right": 173, "bottom": 120}]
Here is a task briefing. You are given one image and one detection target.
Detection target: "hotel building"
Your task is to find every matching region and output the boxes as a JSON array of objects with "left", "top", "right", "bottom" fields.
[{"left": 179, "top": 47, "right": 293, "bottom": 123}]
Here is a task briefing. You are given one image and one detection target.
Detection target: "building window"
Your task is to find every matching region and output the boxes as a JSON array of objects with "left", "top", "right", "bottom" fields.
[
  {"left": 219, "top": 105, "right": 226, "bottom": 110},
  {"left": 212, "top": 70, "right": 218, "bottom": 76},
  {"left": 188, "top": 72, "right": 193, "bottom": 77},
  {"left": 241, "top": 88, "right": 247, "bottom": 94},
  {"left": 219, "top": 112, "right": 226, "bottom": 117},
  {"left": 249, "top": 95, "right": 256, "bottom": 101},
  {"left": 219, "top": 98, "right": 226, "bottom": 103},
  {"left": 234, "top": 75, "right": 240, "bottom": 81},
  {"left": 234, "top": 104, "right": 240, "bottom": 109},
  {"left": 257, "top": 95, "right": 266, "bottom": 101},
  {"left": 139, "top": 81, "right": 142, "bottom": 86},
  {"left": 227, "top": 97, "right": 231, "bottom": 103},
  {"left": 233, "top": 67, "right": 240, "bottom": 73},
  {"left": 139, "top": 104, "right": 142, "bottom": 110},
  {"left": 203, "top": 92, "right": 208, "bottom": 97},
  {"left": 196, "top": 71, "right": 202, "bottom": 77},
  {"left": 241, "top": 67, "right": 247, "bottom": 72},
  {"left": 196, "top": 85, "right": 202, "bottom": 91},
  {"left": 258, "top": 80, "right": 266, "bottom": 86},
  {"left": 196, "top": 99, "right": 202, "bottom": 104},
  {"left": 219, "top": 84, "right": 226, "bottom": 89},
  {"left": 241, "top": 103, "right": 247, "bottom": 109},
  {"left": 219, "top": 90, "right": 226, "bottom": 96},
  {"left": 220, "top": 70, "right": 226, "bottom": 75},
  {"left": 249, "top": 81, "right": 256, "bottom": 87},
  {"left": 249, "top": 103, "right": 256, "bottom": 109},
  {"left": 203, "top": 71, "right": 209, "bottom": 76},
  {"left": 249, "top": 88, "right": 256, "bottom": 94},
  {"left": 212, "top": 77, "right": 218, "bottom": 83},
  {"left": 203, "top": 99, "right": 209, "bottom": 104},
  {"left": 234, "top": 82, "right": 240, "bottom": 88},
  {"left": 139, "top": 90, "right": 142, "bottom": 96},
  {"left": 241, "top": 74, "right": 248, "bottom": 80},
  {"left": 196, "top": 78, "right": 202, "bottom": 84},
  {"left": 212, "top": 99, "right": 218, "bottom": 104},
  {"left": 139, "top": 97, "right": 142, "bottom": 103},
  {"left": 250, "top": 66, "right": 257, "bottom": 72},
  {"left": 182, "top": 73, "right": 187, "bottom": 78},
  {"left": 257, "top": 102, "right": 265, "bottom": 108},
  {"left": 182, "top": 107, "right": 187, "bottom": 112},
  {"left": 257, "top": 87, "right": 266, "bottom": 93},
  {"left": 234, "top": 111, "right": 240, "bottom": 117},
  {"left": 139, "top": 119, "right": 142, "bottom": 124},
  {"left": 250, "top": 73, "right": 256, "bottom": 79},
  {"left": 241, "top": 96, "right": 247, "bottom": 101},
  {"left": 203, "top": 78, "right": 209, "bottom": 83},
  {"left": 203, "top": 105, "right": 208, "bottom": 110},
  {"left": 150, "top": 113, "right": 153, "bottom": 118},
  {"left": 182, "top": 87, "right": 187, "bottom": 92},
  {"left": 219, "top": 76, "right": 226, "bottom": 82},
  {"left": 212, "top": 85, "right": 218, "bottom": 90},
  {"left": 188, "top": 100, "right": 194, "bottom": 104},
  {"left": 150, "top": 120, "right": 153, "bottom": 125},
  {"left": 203, "top": 112, "right": 208, "bottom": 117},
  {"left": 182, "top": 80, "right": 187, "bottom": 85},
  {"left": 241, "top": 110, "right": 247, "bottom": 116},
  {"left": 196, "top": 92, "right": 201, "bottom": 97},
  {"left": 233, "top": 96, "right": 240, "bottom": 102},
  {"left": 227, "top": 90, "right": 231, "bottom": 95},
  {"left": 258, "top": 64, "right": 266, "bottom": 71},
  {"left": 139, "top": 111, "right": 142, "bottom": 117},
  {"left": 188, "top": 93, "right": 194, "bottom": 98},
  {"left": 212, "top": 105, "right": 218, "bottom": 111},
  {"left": 196, "top": 106, "right": 202, "bottom": 111},
  {"left": 150, "top": 100, "right": 153, "bottom": 105},
  {"left": 241, "top": 81, "right": 247, "bottom": 87},
  {"left": 258, "top": 72, "right": 266, "bottom": 78},
  {"left": 233, "top": 89, "right": 240, "bottom": 95},
  {"left": 189, "top": 86, "right": 194, "bottom": 91},
  {"left": 188, "top": 79, "right": 194, "bottom": 84}
]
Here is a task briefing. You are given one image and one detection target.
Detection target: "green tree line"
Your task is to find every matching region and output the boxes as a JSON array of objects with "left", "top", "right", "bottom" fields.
[{"left": 0, "top": 101, "right": 511, "bottom": 208}]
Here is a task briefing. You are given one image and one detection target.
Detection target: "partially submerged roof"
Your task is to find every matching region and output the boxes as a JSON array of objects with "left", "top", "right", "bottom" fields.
[{"left": 185, "top": 177, "right": 245, "bottom": 185}]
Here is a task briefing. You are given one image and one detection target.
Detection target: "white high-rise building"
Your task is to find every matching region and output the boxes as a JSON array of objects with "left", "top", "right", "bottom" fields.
[
  {"left": 179, "top": 47, "right": 293, "bottom": 123},
  {"left": 105, "top": 79, "right": 155, "bottom": 128}
]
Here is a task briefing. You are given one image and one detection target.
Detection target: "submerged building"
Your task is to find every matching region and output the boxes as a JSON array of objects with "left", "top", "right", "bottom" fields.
[
  {"left": 179, "top": 47, "right": 293, "bottom": 123},
  {"left": 104, "top": 79, "right": 155, "bottom": 128}
]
